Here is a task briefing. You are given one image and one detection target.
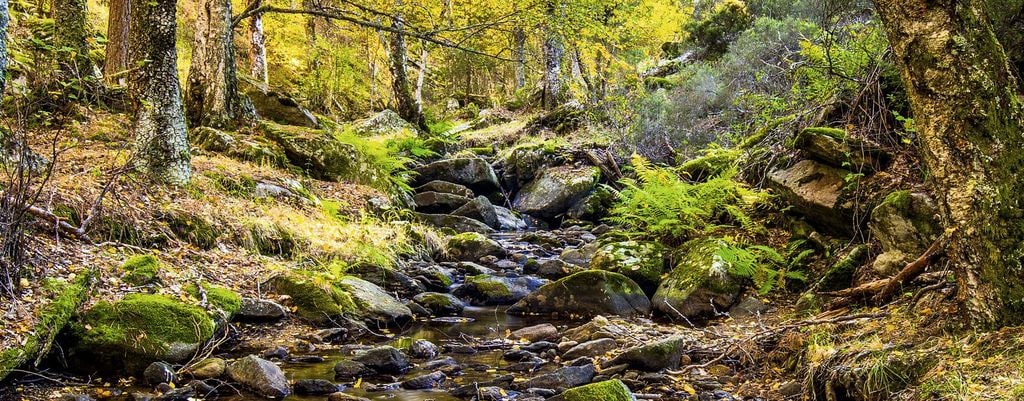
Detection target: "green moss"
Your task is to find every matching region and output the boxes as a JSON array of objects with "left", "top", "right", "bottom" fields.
[
  {"left": 557, "top": 379, "right": 634, "bottom": 401},
  {"left": 880, "top": 190, "right": 913, "bottom": 212},
  {"left": 465, "top": 275, "right": 513, "bottom": 298},
  {"left": 738, "top": 115, "right": 796, "bottom": 150},
  {"left": 678, "top": 147, "right": 740, "bottom": 180},
  {"left": 203, "top": 170, "right": 257, "bottom": 197},
  {"left": 165, "top": 211, "right": 222, "bottom": 250},
  {"left": 468, "top": 146, "right": 495, "bottom": 156},
  {"left": 589, "top": 241, "right": 665, "bottom": 296},
  {"left": 801, "top": 126, "right": 848, "bottom": 141},
  {"left": 818, "top": 245, "right": 868, "bottom": 292},
  {"left": 0, "top": 271, "right": 93, "bottom": 381},
  {"left": 76, "top": 294, "right": 215, "bottom": 361},
  {"left": 185, "top": 283, "right": 242, "bottom": 316},
  {"left": 270, "top": 273, "right": 356, "bottom": 325},
  {"left": 244, "top": 220, "right": 296, "bottom": 256},
  {"left": 121, "top": 254, "right": 161, "bottom": 286}
]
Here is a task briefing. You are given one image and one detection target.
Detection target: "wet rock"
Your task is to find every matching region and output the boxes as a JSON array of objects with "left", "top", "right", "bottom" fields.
[
  {"left": 409, "top": 339, "right": 441, "bottom": 359},
  {"left": 327, "top": 392, "right": 371, "bottom": 401},
  {"left": 548, "top": 379, "right": 636, "bottom": 401},
  {"left": 333, "top": 360, "right": 372, "bottom": 379},
  {"left": 447, "top": 232, "right": 507, "bottom": 262},
  {"left": 412, "top": 157, "right": 500, "bottom": 191},
  {"left": 144, "top": 362, "right": 176, "bottom": 385},
  {"left": 293, "top": 379, "right": 341, "bottom": 395},
  {"left": 607, "top": 336, "right": 688, "bottom": 371},
  {"left": 421, "top": 356, "right": 461, "bottom": 374},
  {"left": 590, "top": 241, "right": 665, "bottom": 296},
  {"left": 652, "top": 238, "right": 743, "bottom": 319},
  {"left": 767, "top": 159, "right": 857, "bottom": 235},
  {"left": 186, "top": 357, "right": 226, "bottom": 379},
  {"left": 453, "top": 274, "right": 543, "bottom": 305},
  {"left": 155, "top": 386, "right": 194, "bottom": 401},
  {"left": 237, "top": 297, "right": 288, "bottom": 321},
  {"left": 414, "top": 191, "right": 473, "bottom": 213},
  {"left": 227, "top": 355, "right": 291, "bottom": 398},
  {"left": 400, "top": 371, "right": 447, "bottom": 390},
  {"left": 337, "top": 277, "right": 413, "bottom": 326},
  {"left": 416, "top": 180, "right": 474, "bottom": 198},
  {"left": 451, "top": 375, "right": 516, "bottom": 398},
  {"left": 454, "top": 261, "right": 495, "bottom": 276},
  {"left": 562, "top": 338, "right": 618, "bottom": 360},
  {"left": 507, "top": 271, "right": 651, "bottom": 319},
  {"left": 513, "top": 166, "right": 601, "bottom": 219},
  {"left": 406, "top": 301, "right": 431, "bottom": 317},
  {"left": 521, "top": 364, "right": 596, "bottom": 390},
  {"left": 523, "top": 341, "right": 558, "bottom": 352},
  {"left": 511, "top": 323, "right": 559, "bottom": 342},
  {"left": 560, "top": 243, "right": 599, "bottom": 267},
  {"left": 413, "top": 212, "right": 495, "bottom": 233},
  {"left": 413, "top": 292, "right": 465, "bottom": 316},
  {"left": 532, "top": 259, "right": 583, "bottom": 280},
  {"left": 261, "top": 346, "right": 289, "bottom": 360},
  {"left": 353, "top": 346, "right": 410, "bottom": 374},
  {"left": 474, "top": 386, "right": 516, "bottom": 401},
  {"left": 495, "top": 206, "right": 529, "bottom": 230},
  {"left": 452, "top": 196, "right": 500, "bottom": 228}
]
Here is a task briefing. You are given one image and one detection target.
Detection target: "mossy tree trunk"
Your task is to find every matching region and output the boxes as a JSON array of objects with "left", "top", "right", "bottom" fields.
[
  {"left": 104, "top": 0, "right": 130, "bottom": 85},
  {"left": 388, "top": 6, "right": 428, "bottom": 132},
  {"left": 542, "top": 0, "right": 563, "bottom": 110},
  {"left": 874, "top": 0, "right": 1024, "bottom": 328},
  {"left": 129, "top": 0, "right": 191, "bottom": 184},
  {"left": 513, "top": 26, "right": 526, "bottom": 91},
  {"left": 186, "top": 0, "right": 254, "bottom": 129},
  {"left": 54, "top": 0, "right": 97, "bottom": 83}
]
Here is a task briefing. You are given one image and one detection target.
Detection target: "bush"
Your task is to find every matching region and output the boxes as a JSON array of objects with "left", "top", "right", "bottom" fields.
[{"left": 686, "top": 0, "right": 755, "bottom": 58}]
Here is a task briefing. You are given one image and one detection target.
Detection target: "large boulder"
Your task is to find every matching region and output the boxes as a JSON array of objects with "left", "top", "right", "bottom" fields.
[
  {"left": 793, "top": 127, "right": 890, "bottom": 172},
  {"left": 453, "top": 275, "right": 544, "bottom": 305},
  {"left": 452, "top": 196, "right": 500, "bottom": 228},
  {"left": 549, "top": 379, "right": 636, "bottom": 401},
  {"left": 269, "top": 273, "right": 356, "bottom": 326},
  {"left": 868, "top": 191, "right": 942, "bottom": 276},
  {"left": 413, "top": 212, "right": 495, "bottom": 234},
  {"left": 412, "top": 292, "right": 465, "bottom": 316},
  {"left": 513, "top": 166, "right": 601, "bottom": 219},
  {"left": 521, "top": 364, "right": 596, "bottom": 390},
  {"left": 498, "top": 143, "right": 564, "bottom": 192},
  {"left": 349, "top": 110, "right": 417, "bottom": 137},
  {"left": 414, "top": 191, "right": 472, "bottom": 213},
  {"left": 412, "top": 157, "right": 500, "bottom": 191},
  {"left": 337, "top": 277, "right": 413, "bottom": 326},
  {"left": 507, "top": 270, "right": 651, "bottom": 319},
  {"left": 260, "top": 122, "right": 372, "bottom": 184},
  {"left": 651, "top": 239, "right": 742, "bottom": 319},
  {"left": 447, "top": 232, "right": 506, "bottom": 262},
  {"left": 495, "top": 206, "right": 529, "bottom": 231},
  {"left": 227, "top": 355, "right": 291, "bottom": 398},
  {"left": 589, "top": 241, "right": 665, "bottom": 296},
  {"left": 241, "top": 77, "right": 319, "bottom": 128},
  {"left": 69, "top": 294, "right": 215, "bottom": 371},
  {"left": 606, "top": 336, "right": 688, "bottom": 371},
  {"left": 767, "top": 159, "right": 857, "bottom": 235}
]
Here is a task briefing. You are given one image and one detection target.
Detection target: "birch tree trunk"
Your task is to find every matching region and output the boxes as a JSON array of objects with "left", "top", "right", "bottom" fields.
[
  {"left": 129, "top": 0, "right": 190, "bottom": 184},
  {"left": 104, "top": 0, "right": 130, "bottom": 85},
  {"left": 388, "top": 9, "right": 428, "bottom": 132},
  {"left": 185, "top": 0, "right": 249, "bottom": 128},
  {"left": 513, "top": 26, "right": 526, "bottom": 91},
  {"left": 414, "top": 45, "right": 429, "bottom": 114},
  {"left": 542, "top": 0, "right": 563, "bottom": 109},
  {"left": 874, "top": 0, "right": 1024, "bottom": 328},
  {"left": 248, "top": 0, "right": 269, "bottom": 83}
]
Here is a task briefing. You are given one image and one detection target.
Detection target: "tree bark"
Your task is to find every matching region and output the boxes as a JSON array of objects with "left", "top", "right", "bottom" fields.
[
  {"left": 54, "top": 0, "right": 96, "bottom": 81},
  {"left": 388, "top": 8, "right": 428, "bottom": 132},
  {"left": 874, "top": 0, "right": 1024, "bottom": 328},
  {"left": 129, "top": 0, "right": 190, "bottom": 184},
  {"left": 104, "top": 0, "right": 130, "bottom": 85},
  {"left": 186, "top": 0, "right": 251, "bottom": 128},
  {"left": 0, "top": 0, "right": 7, "bottom": 98},
  {"left": 513, "top": 26, "right": 526, "bottom": 91},
  {"left": 414, "top": 45, "right": 429, "bottom": 114},
  {"left": 542, "top": 0, "right": 563, "bottom": 109},
  {"left": 247, "top": 0, "right": 268, "bottom": 83}
]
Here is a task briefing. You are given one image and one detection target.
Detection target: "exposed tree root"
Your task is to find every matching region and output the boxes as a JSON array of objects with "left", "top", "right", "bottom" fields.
[{"left": 821, "top": 233, "right": 950, "bottom": 307}]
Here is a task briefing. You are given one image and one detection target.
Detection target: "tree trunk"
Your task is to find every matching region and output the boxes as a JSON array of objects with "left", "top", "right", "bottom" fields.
[
  {"left": 874, "top": 0, "right": 1024, "bottom": 328},
  {"left": 129, "top": 0, "right": 190, "bottom": 184},
  {"left": 513, "top": 26, "right": 526, "bottom": 91},
  {"left": 104, "top": 0, "right": 130, "bottom": 85},
  {"left": 542, "top": 0, "right": 563, "bottom": 109},
  {"left": 414, "top": 45, "right": 429, "bottom": 114},
  {"left": 54, "top": 0, "right": 96, "bottom": 81},
  {"left": 0, "top": 0, "right": 7, "bottom": 97},
  {"left": 388, "top": 9, "right": 428, "bottom": 132},
  {"left": 248, "top": 0, "right": 269, "bottom": 83},
  {"left": 185, "top": 0, "right": 250, "bottom": 128}
]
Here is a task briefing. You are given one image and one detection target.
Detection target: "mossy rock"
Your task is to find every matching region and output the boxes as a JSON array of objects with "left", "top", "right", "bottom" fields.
[
  {"left": 243, "top": 220, "right": 296, "bottom": 256},
  {"left": 566, "top": 185, "right": 615, "bottom": 222},
  {"left": 497, "top": 142, "right": 565, "bottom": 191},
  {"left": 652, "top": 238, "right": 743, "bottom": 319},
  {"left": 792, "top": 127, "right": 890, "bottom": 172},
  {"left": 337, "top": 276, "right": 413, "bottom": 326},
  {"left": 452, "top": 275, "right": 541, "bottom": 306},
  {"left": 121, "top": 254, "right": 161, "bottom": 286},
  {"left": 817, "top": 245, "right": 868, "bottom": 292},
  {"left": 185, "top": 282, "right": 242, "bottom": 317},
  {"left": 269, "top": 273, "right": 357, "bottom": 326},
  {"left": 512, "top": 166, "right": 601, "bottom": 220},
  {"left": 589, "top": 241, "right": 665, "bottom": 296},
  {"left": 551, "top": 379, "right": 635, "bottom": 401},
  {"left": 507, "top": 270, "right": 651, "bottom": 319},
  {"left": 868, "top": 191, "right": 941, "bottom": 276},
  {"left": 164, "top": 211, "right": 222, "bottom": 250},
  {"left": 71, "top": 294, "right": 216, "bottom": 371},
  {"left": 446, "top": 232, "right": 506, "bottom": 262},
  {"left": 259, "top": 122, "right": 377, "bottom": 185}
]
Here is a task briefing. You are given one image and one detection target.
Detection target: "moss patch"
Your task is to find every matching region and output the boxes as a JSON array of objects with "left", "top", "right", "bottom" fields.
[
  {"left": 121, "top": 254, "right": 161, "bottom": 286},
  {"left": 185, "top": 282, "right": 242, "bottom": 316},
  {"left": 270, "top": 273, "right": 357, "bottom": 325},
  {"left": 557, "top": 379, "right": 634, "bottom": 401},
  {"left": 465, "top": 275, "right": 513, "bottom": 298}
]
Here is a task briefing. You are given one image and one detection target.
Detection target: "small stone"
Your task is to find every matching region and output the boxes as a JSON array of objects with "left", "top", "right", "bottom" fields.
[
  {"left": 521, "top": 364, "right": 595, "bottom": 390},
  {"left": 226, "top": 355, "right": 291, "bottom": 398},
  {"left": 144, "top": 362, "right": 176, "bottom": 385},
  {"left": 237, "top": 298, "right": 288, "bottom": 321},
  {"left": 327, "top": 392, "right": 371, "bottom": 401},
  {"left": 409, "top": 339, "right": 441, "bottom": 359},
  {"left": 261, "top": 346, "right": 288, "bottom": 360},
  {"left": 186, "top": 357, "right": 226, "bottom": 379},
  {"left": 562, "top": 338, "right": 618, "bottom": 360},
  {"left": 333, "top": 360, "right": 371, "bottom": 379},
  {"left": 293, "top": 379, "right": 341, "bottom": 395},
  {"left": 512, "top": 323, "right": 559, "bottom": 342},
  {"left": 353, "top": 346, "right": 410, "bottom": 374},
  {"left": 400, "top": 371, "right": 447, "bottom": 390}
]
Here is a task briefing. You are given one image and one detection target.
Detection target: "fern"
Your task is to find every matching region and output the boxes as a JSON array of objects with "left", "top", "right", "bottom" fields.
[
  {"left": 608, "top": 154, "right": 769, "bottom": 246},
  {"left": 714, "top": 240, "right": 808, "bottom": 295}
]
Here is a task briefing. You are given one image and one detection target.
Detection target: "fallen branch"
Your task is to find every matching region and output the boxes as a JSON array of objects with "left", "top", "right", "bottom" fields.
[{"left": 820, "top": 232, "right": 950, "bottom": 304}]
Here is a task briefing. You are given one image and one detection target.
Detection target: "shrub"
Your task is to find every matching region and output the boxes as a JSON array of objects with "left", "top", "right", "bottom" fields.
[{"left": 686, "top": 0, "right": 755, "bottom": 58}]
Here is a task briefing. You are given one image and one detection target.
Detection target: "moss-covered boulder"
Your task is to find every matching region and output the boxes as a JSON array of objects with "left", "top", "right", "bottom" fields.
[
  {"left": 868, "top": 191, "right": 942, "bottom": 276},
  {"left": 415, "top": 180, "right": 474, "bottom": 198},
  {"left": 497, "top": 142, "right": 565, "bottom": 192},
  {"left": 260, "top": 122, "right": 364, "bottom": 183},
  {"left": 816, "top": 245, "right": 868, "bottom": 292},
  {"left": 411, "top": 157, "right": 500, "bottom": 191},
  {"left": 793, "top": 127, "right": 890, "bottom": 172},
  {"left": 269, "top": 273, "right": 357, "bottom": 326},
  {"left": 566, "top": 185, "right": 615, "bottom": 221},
  {"left": 70, "top": 294, "right": 216, "bottom": 371},
  {"left": 337, "top": 277, "right": 413, "bottom": 326},
  {"left": 241, "top": 76, "right": 320, "bottom": 128},
  {"left": 185, "top": 282, "right": 242, "bottom": 318},
  {"left": 513, "top": 166, "right": 601, "bottom": 220},
  {"left": 121, "top": 254, "right": 161, "bottom": 286},
  {"left": 507, "top": 270, "right": 651, "bottom": 319},
  {"left": 412, "top": 292, "right": 465, "bottom": 316},
  {"left": 550, "top": 380, "right": 636, "bottom": 401},
  {"left": 191, "top": 126, "right": 236, "bottom": 152},
  {"left": 678, "top": 147, "right": 739, "bottom": 182},
  {"left": 589, "top": 241, "right": 665, "bottom": 296},
  {"left": 446, "top": 232, "right": 506, "bottom": 262},
  {"left": 349, "top": 110, "right": 417, "bottom": 137},
  {"left": 652, "top": 239, "right": 742, "bottom": 319},
  {"left": 606, "top": 336, "right": 688, "bottom": 371},
  {"left": 453, "top": 275, "right": 542, "bottom": 306}
]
